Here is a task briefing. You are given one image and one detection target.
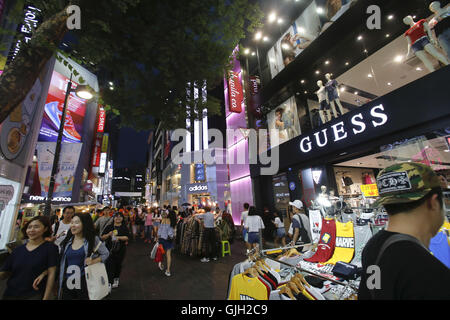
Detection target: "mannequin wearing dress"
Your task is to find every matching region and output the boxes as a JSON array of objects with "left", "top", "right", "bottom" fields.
[
  {"left": 316, "top": 80, "right": 331, "bottom": 125},
  {"left": 325, "top": 73, "right": 345, "bottom": 118},
  {"left": 403, "top": 15, "right": 449, "bottom": 72}
]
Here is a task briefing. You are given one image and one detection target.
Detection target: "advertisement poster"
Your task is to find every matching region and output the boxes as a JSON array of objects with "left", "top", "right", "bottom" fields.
[
  {"left": 36, "top": 142, "right": 82, "bottom": 198},
  {"left": 0, "top": 77, "right": 42, "bottom": 165},
  {"left": 0, "top": 178, "right": 21, "bottom": 251},
  {"left": 267, "top": 0, "right": 354, "bottom": 79},
  {"left": 267, "top": 97, "right": 301, "bottom": 148},
  {"left": 38, "top": 70, "right": 87, "bottom": 143}
]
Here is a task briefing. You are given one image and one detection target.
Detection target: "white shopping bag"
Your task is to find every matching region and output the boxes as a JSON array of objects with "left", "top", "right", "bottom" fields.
[{"left": 85, "top": 242, "right": 109, "bottom": 300}]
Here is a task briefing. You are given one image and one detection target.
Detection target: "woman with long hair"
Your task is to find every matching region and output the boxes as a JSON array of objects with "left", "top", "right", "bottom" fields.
[
  {"left": 244, "top": 206, "right": 265, "bottom": 253},
  {"left": 101, "top": 212, "right": 129, "bottom": 289},
  {"left": 144, "top": 207, "right": 153, "bottom": 243},
  {"left": 0, "top": 216, "right": 58, "bottom": 300},
  {"left": 157, "top": 211, "right": 176, "bottom": 277},
  {"left": 153, "top": 208, "right": 162, "bottom": 242},
  {"left": 58, "top": 213, "right": 109, "bottom": 300}
]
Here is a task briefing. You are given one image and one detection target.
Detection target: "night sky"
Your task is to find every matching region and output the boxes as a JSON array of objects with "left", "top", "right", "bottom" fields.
[{"left": 115, "top": 127, "right": 150, "bottom": 169}]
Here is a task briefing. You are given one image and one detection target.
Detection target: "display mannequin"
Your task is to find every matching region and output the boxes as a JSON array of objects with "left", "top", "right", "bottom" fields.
[
  {"left": 315, "top": 80, "right": 331, "bottom": 124},
  {"left": 325, "top": 73, "right": 345, "bottom": 118},
  {"left": 320, "top": 185, "right": 327, "bottom": 196},
  {"left": 429, "top": 1, "right": 450, "bottom": 58},
  {"left": 403, "top": 15, "right": 449, "bottom": 72}
]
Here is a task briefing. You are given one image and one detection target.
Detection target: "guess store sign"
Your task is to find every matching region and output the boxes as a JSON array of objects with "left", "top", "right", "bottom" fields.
[{"left": 228, "top": 71, "right": 243, "bottom": 113}]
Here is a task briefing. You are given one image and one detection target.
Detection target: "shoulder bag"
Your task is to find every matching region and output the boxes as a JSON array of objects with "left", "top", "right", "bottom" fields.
[{"left": 85, "top": 241, "right": 109, "bottom": 300}]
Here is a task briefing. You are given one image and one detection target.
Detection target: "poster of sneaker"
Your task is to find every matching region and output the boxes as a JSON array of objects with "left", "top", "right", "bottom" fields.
[{"left": 38, "top": 70, "right": 87, "bottom": 143}]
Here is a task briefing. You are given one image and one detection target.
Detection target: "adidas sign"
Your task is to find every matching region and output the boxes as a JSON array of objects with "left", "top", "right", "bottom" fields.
[{"left": 188, "top": 185, "right": 208, "bottom": 192}]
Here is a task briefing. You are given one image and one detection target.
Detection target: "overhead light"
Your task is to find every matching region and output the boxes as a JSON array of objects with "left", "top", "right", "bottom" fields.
[
  {"left": 268, "top": 12, "right": 277, "bottom": 23},
  {"left": 357, "top": 35, "right": 363, "bottom": 41},
  {"left": 300, "top": 79, "right": 305, "bottom": 84},
  {"left": 109, "top": 86, "right": 114, "bottom": 91},
  {"left": 387, "top": 82, "right": 392, "bottom": 86},
  {"left": 394, "top": 55, "right": 403, "bottom": 63},
  {"left": 75, "top": 85, "right": 95, "bottom": 100},
  {"left": 340, "top": 87, "right": 346, "bottom": 92},
  {"left": 255, "top": 31, "right": 262, "bottom": 40},
  {"left": 324, "top": 60, "right": 330, "bottom": 65},
  {"left": 416, "top": 67, "right": 422, "bottom": 71},
  {"left": 315, "top": 70, "right": 320, "bottom": 74},
  {"left": 354, "top": 91, "right": 359, "bottom": 95},
  {"left": 277, "top": 18, "right": 283, "bottom": 24},
  {"left": 388, "top": 15, "right": 394, "bottom": 20},
  {"left": 263, "top": 36, "right": 269, "bottom": 42},
  {"left": 345, "top": 61, "right": 350, "bottom": 66},
  {"left": 363, "top": 49, "right": 368, "bottom": 53},
  {"left": 244, "top": 48, "right": 250, "bottom": 55},
  {"left": 304, "top": 91, "right": 307, "bottom": 94},
  {"left": 251, "top": 52, "right": 256, "bottom": 56},
  {"left": 367, "top": 73, "right": 373, "bottom": 78},
  {"left": 386, "top": 34, "right": 390, "bottom": 38},
  {"left": 298, "top": 27, "right": 305, "bottom": 34},
  {"left": 109, "top": 81, "right": 113, "bottom": 86},
  {"left": 413, "top": 15, "right": 417, "bottom": 19},
  {"left": 316, "top": 7, "right": 324, "bottom": 14},
  {"left": 281, "top": 43, "right": 290, "bottom": 50}
]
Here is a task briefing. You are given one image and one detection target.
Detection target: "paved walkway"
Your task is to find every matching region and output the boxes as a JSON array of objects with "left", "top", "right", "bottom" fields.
[{"left": 109, "top": 238, "right": 248, "bottom": 300}]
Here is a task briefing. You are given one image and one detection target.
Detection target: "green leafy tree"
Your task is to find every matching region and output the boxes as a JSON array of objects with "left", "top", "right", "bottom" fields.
[{"left": 0, "top": 0, "right": 262, "bottom": 129}]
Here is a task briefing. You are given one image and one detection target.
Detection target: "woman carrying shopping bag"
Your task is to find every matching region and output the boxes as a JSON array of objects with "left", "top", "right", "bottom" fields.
[
  {"left": 58, "top": 213, "right": 109, "bottom": 300},
  {"left": 156, "top": 211, "right": 176, "bottom": 277}
]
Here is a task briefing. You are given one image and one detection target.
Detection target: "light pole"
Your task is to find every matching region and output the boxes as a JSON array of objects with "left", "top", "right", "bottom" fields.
[{"left": 43, "top": 75, "right": 95, "bottom": 216}]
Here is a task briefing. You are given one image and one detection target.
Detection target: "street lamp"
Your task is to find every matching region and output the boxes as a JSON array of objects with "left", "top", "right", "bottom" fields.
[{"left": 43, "top": 74, "right": 96, "bottom": 216}]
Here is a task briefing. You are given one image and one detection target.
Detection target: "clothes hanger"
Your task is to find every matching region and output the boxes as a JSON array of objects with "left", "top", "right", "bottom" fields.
[
  {"left": 279, "top": 286, "right": 296, "bottom": 300},
  {"left": 243, "top": 267, "right": 259, "bottom": 278},
  {"left": 290, "top": 276, "right": 305, "bottom": 291},
  {"left": 288, "top": 282, "right": 301, "bottom": 295}
]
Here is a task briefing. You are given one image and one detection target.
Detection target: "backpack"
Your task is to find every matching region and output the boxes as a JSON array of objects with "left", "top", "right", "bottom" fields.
[
  {"left": 289, "top": 214, "right": 311, "bottom": 243},
  {"left": 53, "top": 220, "right": 60, "bottom": 236}
]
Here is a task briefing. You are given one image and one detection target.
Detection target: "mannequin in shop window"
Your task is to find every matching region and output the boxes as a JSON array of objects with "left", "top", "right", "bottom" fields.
[
  {"left": 316, "top": 80, "right": 331, "bottom": 124},
  {"left": 403, "top": 15, "right": 449, "bottom": 72},
  {"left": 325, "top": 73, "right": 345, "bottom": 118},
  {"left": 429, "top": 1, "right": 450, "bottom": 58}
]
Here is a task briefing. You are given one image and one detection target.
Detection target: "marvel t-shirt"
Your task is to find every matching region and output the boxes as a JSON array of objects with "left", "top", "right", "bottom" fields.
[
  {"left": 358, "top": 230, "right": 450, "bottom": 300},
  {"left": 305, "top": 218, "right": 336, "bottom": 263}
]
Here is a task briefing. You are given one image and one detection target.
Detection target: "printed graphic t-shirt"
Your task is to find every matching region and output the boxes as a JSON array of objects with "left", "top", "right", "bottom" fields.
[
  {"left": 309, "top": 210, "right": 322, "bottom": 244},
  {"left": 228, "top": 274, "right": 269, "bottom": 300},
  {"left": 304, "top": 218, "right": 336, "bottom": 263},
  {"left": 325, "top": 220, "right": 355, "bottom": 265},
  {"left": 351, "top": 224, "right": 373, "bottom": 267}
]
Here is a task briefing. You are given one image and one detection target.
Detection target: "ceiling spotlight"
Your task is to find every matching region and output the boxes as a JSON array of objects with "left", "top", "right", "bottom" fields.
[
  {"left": 345, "top": 61, "right": 350, "bottom": 66},
  {"left": 255, "top": 31, "right": 262, "bottom": 40},
  {"left": 387, "top": 82, "right": 392, "bottom": 86},
  {"left": 416, "top": 67, "right": 422, "bottom": 71},
  {"left": 315, "top": 70, "right": 320, "bottom": 74},
  {"left": 363, "top": 49, "right": 368, "bottom": 53},
  {"left": 304, "top": 91, "right": 307, "bottom": 94},
  {"left": 357, "top": 35, "right": 363, "bottom": 41},
  {"left": 277, "top": 18, "right": 283, "bottom": 24},
  {"left": 109, "top": 81, "right": 113, "bottom": 86},
  {"left": 300, "top": 79, "right": 305, "bottom": 84},
  {"left": 388, "top": 15, "right": 394, "bottom": 20},
  {"left": 251, "top": 52, "right": 256, "bottom": 56},
  {"left": 244, "top": 48, "right": 250, "bottom": 55},
  {"left": 109, "top": 86, "right": 114, "bottom": 91},
  {"left": 268, "top": 12, "right": 277, "bottom": 23},
  {"left": 325, "top": 60, "right": 330, "bottom": 65},
  {"left": 354, "top": 91, "right": 359, "bottom": 95},
  {"left": 340, "top": 87, "right": 346, "bottom": 92},
  {"left": 367, "top": 73, "right": 373, "bottom": 78},
  {"left": 263, "top": 36, "right": 269, "bottom": 42},
  {"left": 386, "top": 34, "right": 390, "bottom": 38},
  {"left": 394, "top": 55, "right": 403, "bottom": 63},
  {"left": 317, "top": 7, "right": 324, "bottom": 14}
]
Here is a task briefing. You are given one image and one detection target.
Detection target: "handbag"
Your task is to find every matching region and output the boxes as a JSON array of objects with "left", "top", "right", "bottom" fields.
[
  {"left": 150, "top": 241, "right": 159, "bottom": 259},
  {"left": 85, "top": 241, "right": 109, "bottom": 300}
]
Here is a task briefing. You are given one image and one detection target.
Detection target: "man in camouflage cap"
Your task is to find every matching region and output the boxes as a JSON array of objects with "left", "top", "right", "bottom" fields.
[{"left": 359, "top": 162, "right": 450, "bottom": 300}]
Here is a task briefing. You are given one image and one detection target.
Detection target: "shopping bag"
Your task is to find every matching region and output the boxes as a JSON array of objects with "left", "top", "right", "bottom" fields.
[
  {"left": 150, "top": 241, "right": 159, "bottom": 259},
  {"left": 155, "top": 245, "right": 164, "bottom": 263},
  {"left": 85, "top": 242, "right": 109, "bottom": 300}
]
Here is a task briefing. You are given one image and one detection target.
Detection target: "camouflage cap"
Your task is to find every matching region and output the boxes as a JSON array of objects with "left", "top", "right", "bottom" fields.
[{"left": 374, "top": 162, "right": 442, "bottom": 207}]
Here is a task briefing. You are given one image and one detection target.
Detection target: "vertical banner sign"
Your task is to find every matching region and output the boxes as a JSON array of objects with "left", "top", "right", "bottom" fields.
[
  {"left": 101, "top": 133, "right": 109, "bottom": 153},
  {"left": 97, "top": 106, "right": 106, "bottom": 133},
  {"left": 249, "top": 76, "right": 262, "bottom": 119},
  {"left": 228, "top": 71, "right": 243, "bottom": 113},
  {"left": 164, "top": 130, "right": 171, "bottom": 160},
  {"left": 91, "top": 135, "right": 103, "bottom": 167}
]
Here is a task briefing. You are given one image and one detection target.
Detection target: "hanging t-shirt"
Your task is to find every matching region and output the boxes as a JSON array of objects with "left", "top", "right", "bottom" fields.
[
  {"left": 404, "top": 19, "right": 428, "bottom": 44},
  {"left": 304, "top": 218, "right": 336, "bottom": 263},
  {"left": 309, "top": 210, "right": 322, "bottom": 244},
  {"left": 325, "top": 221, "right": 355, "bottom": 265},
  {"left": 429, "top": 231, "right": 450, "bottom": 269},
  {"left": 351, "top": 225, "right": 373, "bottom": 267},
  {"left": 228, "top": 274, "right": 269, "bottom": 300}
]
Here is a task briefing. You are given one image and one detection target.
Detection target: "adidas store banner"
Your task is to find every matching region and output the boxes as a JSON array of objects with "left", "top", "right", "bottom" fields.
[{"left": 186, "top": 183, "right": 209, "bottom": 194}]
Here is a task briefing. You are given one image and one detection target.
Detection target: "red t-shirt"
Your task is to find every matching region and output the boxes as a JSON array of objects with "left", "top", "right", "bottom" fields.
[
  {"left": 304, "top": 218, "right": 336, "bottom": 263},
  {"left": 404, "top": 19, "right": 427, "bottom": 44}
]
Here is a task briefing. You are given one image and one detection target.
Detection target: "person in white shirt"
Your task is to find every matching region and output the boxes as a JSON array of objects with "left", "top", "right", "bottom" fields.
[
  {"left": 240, "top": 203, "right": 250, "bottom": 250},
  {"left": 272, "top": 211, "right": 286, "bottom": 247},
  {"left": 51, "top": 206, "right": 75, "bottom": 250},
  {"left": 244, "top": 206, "right": 265, "bottom": 253}
]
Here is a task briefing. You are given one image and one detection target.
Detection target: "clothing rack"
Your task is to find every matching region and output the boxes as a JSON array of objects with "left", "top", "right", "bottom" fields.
[{"left": 261, "top": 253, "right": 359, "bottom": 292}]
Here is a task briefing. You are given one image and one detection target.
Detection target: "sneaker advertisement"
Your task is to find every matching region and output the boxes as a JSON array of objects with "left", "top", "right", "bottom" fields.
[{"left": 38, "top": 70, "right": 87, "bottom": 143}]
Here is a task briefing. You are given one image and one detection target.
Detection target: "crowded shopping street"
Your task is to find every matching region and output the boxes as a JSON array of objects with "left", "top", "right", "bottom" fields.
[{"left": 0, "top": 0, "right": 449, "bottom": 306}]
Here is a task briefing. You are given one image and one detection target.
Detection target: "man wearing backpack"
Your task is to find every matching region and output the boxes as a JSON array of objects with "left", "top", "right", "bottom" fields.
[
  {"left": 51, "top": 205, "right": 75, "bottom": 250},
  {"left": 359, "top": 162, "right": 450, "bottom": 299}
]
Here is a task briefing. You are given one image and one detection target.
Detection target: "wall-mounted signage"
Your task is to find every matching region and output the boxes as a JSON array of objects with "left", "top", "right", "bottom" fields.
[
  {"left": 101, "top": 133, "right": 109, "bottom": 153},
  {"left": 97, "top": 107, "right": 106, "bottom": 133},
  {"left": 187, "top": 183, "right": 208, "bottom": 194},
  {"left": 360, "top": 184, "right": 379, "bottom": 197},
  {"left": 91, "top": 135, "right": 102, "bottom": 167},
  {"left": 228, "top": 70, "right": 243, "bottom": 113},
  {"left": 195, "top": 163, "right": 206, "bottom": 181},
  {"left": 99, "top": 152, "right": 107, "bottom": 174}
]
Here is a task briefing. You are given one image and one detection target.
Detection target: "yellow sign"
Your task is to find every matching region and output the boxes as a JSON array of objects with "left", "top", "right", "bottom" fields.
[
  {"left": 101, "top": 134, "right": 109, "bottom": 153},
  {"left": 360, "top": 184, "right": 379, "bottom": 197}
]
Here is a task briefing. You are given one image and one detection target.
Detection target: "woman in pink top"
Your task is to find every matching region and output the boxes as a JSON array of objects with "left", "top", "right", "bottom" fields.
[{"left": 144, "top": 208, "right": 153, "bottom": 243}]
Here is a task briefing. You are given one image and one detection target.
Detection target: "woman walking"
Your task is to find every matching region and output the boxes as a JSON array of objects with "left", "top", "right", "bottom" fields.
[
  {"left": 244, "top": 206, "right": 265, "bottom": 253},
  {"left": 0, "top": 216, "right": 58, "bottom": 300},
  {"left": 157, "top": 211, "right": 176, "bottom": 277},
  {"left": 153, "top": 209, "right": 162, "bottom": 242},
  {"left": 272, "top": 211, "right": 286, "bottom": 247},
  {"left": 144, "top": 208, "right": 153, "bottom": 243},
  {"left": 58, "top": 213, "right": 109, "bottom": 300},
  {"left": 101, "top": 212, "right": 129, "bottom": 289}
]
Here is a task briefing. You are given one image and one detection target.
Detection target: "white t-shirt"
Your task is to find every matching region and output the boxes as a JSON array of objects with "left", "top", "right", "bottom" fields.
[
  {"left": 52, "top": 221, "right": 71, "bottom": 248},
  {"left": 245, "top": 215, "right": 265, "bottom": 233},
  {"left": 240, "top": 210, "right": 248, "bottom": 226},
  {"left": 274, "top": 217, "right": 284, "bottom": 229}
]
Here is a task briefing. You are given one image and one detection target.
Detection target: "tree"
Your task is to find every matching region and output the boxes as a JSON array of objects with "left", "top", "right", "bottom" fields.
[{"left": 0, "top": 0, "right": 263, "bottom": 129}]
